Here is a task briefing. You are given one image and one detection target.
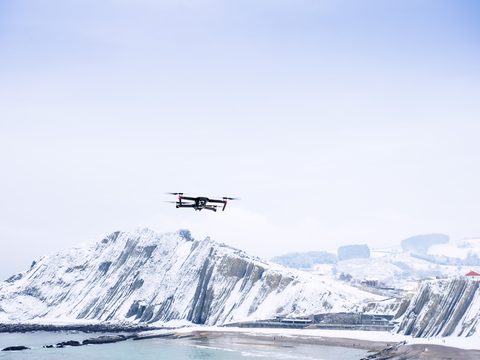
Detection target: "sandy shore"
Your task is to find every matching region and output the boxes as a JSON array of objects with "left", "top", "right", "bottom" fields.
[
  {"left": 2, "top": 323, "right": 479, "bottom": 359},
  {"left": 404, "top": 344, "right": 480, "bottom": 360},
  {"left": 164, "top": 328, "right": 480, "bottom": 360}
]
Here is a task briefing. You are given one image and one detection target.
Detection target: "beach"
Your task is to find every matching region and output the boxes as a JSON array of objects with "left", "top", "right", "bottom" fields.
[
  {"left": 163, "top": 327, "right": 480, "bottom": 360},
  {"left": 2, "top": 325, "right": 480, "bottom": 359}
]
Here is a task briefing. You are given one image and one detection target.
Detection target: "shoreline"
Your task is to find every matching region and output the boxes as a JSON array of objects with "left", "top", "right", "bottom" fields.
[
  {"left": 0, "top": 323, "right": 163, "bottom": 333},
  {"left": 180, "top": 329, "right": 480, "bottom": 360},
  {"left": 2, "top": 324, "right": 480, "bottom": 359}
]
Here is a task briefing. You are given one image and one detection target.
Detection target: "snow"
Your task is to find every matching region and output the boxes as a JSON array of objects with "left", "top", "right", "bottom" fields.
[
  {"left": 428, "top": 244, "right": 468, "bottom": 259},
  {"left": 2, "top": 228, "right": 480, "bottom": 342},
  {"left": 0, "top": 228, "right": 385, "bottom": 326},
  {"left": 305, "top": 242, "right": 480, "bottom": 290},
  {"left": 427, "top": 238, "right": 480, "bottom": 259},
  {"left": 394, "top": 278, "right": 480, "bottom": 339}
]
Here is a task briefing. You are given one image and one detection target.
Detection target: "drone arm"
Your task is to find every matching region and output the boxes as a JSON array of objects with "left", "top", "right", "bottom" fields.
[
  {"left": 207, "top": 199, "right": 224, "bottom": 203},
  {"left": 179, "top": 196, "right": 196, "bottom": 201},
  {"left": 176, "top": 203, "right": 195, "bottom": 208}
]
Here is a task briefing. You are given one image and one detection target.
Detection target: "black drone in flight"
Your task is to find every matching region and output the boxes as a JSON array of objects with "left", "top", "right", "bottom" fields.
[{"left": 166, "top": 193, "right": 239, "bottom": 212}]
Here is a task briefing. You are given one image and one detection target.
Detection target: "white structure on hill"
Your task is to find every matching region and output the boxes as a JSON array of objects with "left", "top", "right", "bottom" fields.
[{"left": 465, "top": 271, "right": 480, "bottom": 280}]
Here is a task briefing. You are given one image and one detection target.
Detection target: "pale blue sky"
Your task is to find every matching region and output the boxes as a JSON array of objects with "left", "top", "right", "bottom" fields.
[{"left": 1, "top": 0, "right": 479, "bottom": 280}]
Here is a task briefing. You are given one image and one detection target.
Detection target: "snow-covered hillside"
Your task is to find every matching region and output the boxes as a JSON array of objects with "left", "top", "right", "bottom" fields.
[
  {"left": 0, "top": 229, "right": 382, "bottom": 326},
  {"left": 290, "top": 237, "right": 480, "bottom": 289},
  {"left": 396, "top": 278, "right": 480, "bottom": 338},
  {"left": 332, "top": 252, "right": 474, "bottom": 286},
  {"left": 428, "top": 238, "right": 480, "bottom": 259}
]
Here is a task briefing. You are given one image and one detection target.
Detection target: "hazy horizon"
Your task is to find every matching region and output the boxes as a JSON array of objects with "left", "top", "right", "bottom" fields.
[{"left": 1, "top": 0, "right": 479, "bottom": 281}]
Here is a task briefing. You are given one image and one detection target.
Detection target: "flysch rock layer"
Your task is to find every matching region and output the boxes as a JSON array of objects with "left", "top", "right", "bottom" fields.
[
  {"left": 396, "top": 278, "right": 480, "bottom": 337},
  {"left": 0, "top": 229, "right": 382, "bottom": 326}
]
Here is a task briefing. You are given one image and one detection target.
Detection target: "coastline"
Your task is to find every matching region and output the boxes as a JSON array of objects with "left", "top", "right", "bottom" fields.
[
  {"left": 0, "top": 323, "right": 162, "bottom": 333},
  {"left": 2, "top": 323, "right": 480, "bottom": 359},
  {"left": 168, "top": 328, "right": 480, "bottom": 360}
]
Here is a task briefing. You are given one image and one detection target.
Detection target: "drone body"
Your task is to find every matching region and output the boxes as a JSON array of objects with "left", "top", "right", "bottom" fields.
[{"left": 166, "top": 193, "right": 238, "bottom": 212}]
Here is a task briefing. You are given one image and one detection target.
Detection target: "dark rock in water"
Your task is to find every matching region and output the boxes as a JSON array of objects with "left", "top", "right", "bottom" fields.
[
  {"left": 43, "top": 334, "right": 136, "bottom": 348},
  {"left": 0, "top": 323, "right": 157, "bottom": 333},
  {"left": 82, "top": 335, "right": 128, "bottom": 345},
  {"left": 56, "top": 340, "right": 82, "bottom": 347},
  {"left": 48, "top": 335, "right": 131, "bottom": 348},
  {"left": 133, "top": 331, "right": 175, "bottom": 340},
  {"left": 2, "top": 346, "right": 30, "bottom": 351}
]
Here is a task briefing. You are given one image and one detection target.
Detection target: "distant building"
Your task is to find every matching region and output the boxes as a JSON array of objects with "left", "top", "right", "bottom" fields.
[
  {"left": 361, "top": 278, "right": 378, "bottom": 287},
  {"left": 280, "top": 318, "right": 312, "bottom": 325},
  {"left": 465, "top": 271, "right": 480, "bottom": 280}
]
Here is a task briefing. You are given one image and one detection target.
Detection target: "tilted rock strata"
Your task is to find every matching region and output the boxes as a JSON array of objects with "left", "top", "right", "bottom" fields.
[
  {"left": 0, "top": 229, "right": 378, "bottom": 325},
  {"left": 396, "top": 278, "right": 480, "bottom": 337}
]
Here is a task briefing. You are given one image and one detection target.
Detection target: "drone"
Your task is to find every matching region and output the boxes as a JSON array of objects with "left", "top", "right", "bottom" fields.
[{"left": 165, "top": 193, "right": 239, "bottom": 212}]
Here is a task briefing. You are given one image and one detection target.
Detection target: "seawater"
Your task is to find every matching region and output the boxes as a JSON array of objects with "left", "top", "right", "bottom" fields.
[{"left": 0, "top": 332, "right": 369, "bottom": 360}]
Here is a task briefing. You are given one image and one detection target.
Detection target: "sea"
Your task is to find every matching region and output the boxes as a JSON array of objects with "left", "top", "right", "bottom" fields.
[{"left": 0, "top": 331, "right": 370, "bottom": 360}]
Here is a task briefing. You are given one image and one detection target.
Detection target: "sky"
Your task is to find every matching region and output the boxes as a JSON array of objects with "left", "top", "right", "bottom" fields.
[{"left": 1, "top": 0, "right": 479, "bottom": 281}]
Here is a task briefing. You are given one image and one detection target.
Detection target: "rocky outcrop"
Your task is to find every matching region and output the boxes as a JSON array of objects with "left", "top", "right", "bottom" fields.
[
  {"left": 0, "top": 323, "right": 154, "bottom": 333},
  {"left": 2, "top": 346, "right": 30, "bottom": 351},
  {"left": 0, "top": 229, "right": 379, "bottom": 326},
  {"left": 362, "top": 298, "right": 404, "bottom": 317},
  {"left": 396, "top": 278, "right": 480, "bottom": 337}
]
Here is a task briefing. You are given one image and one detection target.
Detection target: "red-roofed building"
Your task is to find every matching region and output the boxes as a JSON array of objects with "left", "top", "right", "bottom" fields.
[{"left": 465, "top": 271, "right": 480, "bottom": 280}]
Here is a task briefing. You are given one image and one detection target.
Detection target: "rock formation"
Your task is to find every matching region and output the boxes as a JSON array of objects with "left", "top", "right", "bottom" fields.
[
  {"left": 0, "top": 228, "right": 378, "bottom": 326},
  {"left": 396, "top": 278, "right": 480, "bottom": 337}
]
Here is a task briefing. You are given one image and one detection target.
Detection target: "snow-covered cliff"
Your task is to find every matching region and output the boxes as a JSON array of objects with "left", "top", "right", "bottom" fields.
[
  {"left": 396, "top": 278, "right": 480, "bottom": 337},
  {"left": 0, "top": 229, "right": 380, "bottom": 326}
]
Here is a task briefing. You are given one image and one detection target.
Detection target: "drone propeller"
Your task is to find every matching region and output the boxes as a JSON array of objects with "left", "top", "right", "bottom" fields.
[
  {"left": 164, "top": 201, "right": 178, "bottom": 203},
  {"left": 222, "top": 197, "right": 240, "bottom": 200},
  {"left": 165, "top": 192, "right": 184, "bottom": 196}
]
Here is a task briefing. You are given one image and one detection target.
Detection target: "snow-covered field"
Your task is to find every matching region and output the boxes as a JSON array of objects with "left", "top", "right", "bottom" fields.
[
  {"left": 428, "top": 237, "right": 480, "bottom": 259},
  {"left": 302, "top": 237, "right": 480, "bottom": 290}
]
